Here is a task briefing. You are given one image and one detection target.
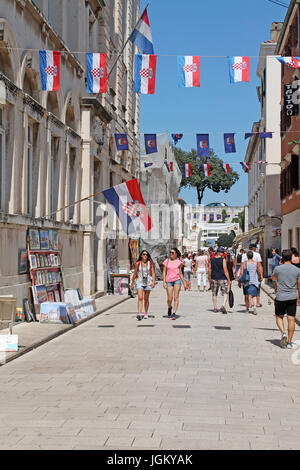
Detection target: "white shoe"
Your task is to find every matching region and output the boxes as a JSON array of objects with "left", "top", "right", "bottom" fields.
[{"left": 280, "top": 333, "right": 288, "bottom": 349}]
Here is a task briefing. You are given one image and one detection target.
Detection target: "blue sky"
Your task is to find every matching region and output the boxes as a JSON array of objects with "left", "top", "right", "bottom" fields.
[{"left": 139, "top": 0, "right": 287, "bottom": 206}]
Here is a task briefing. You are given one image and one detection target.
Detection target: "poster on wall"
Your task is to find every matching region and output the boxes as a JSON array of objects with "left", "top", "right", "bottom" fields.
[{"left": 18, "top": 249, "right": 29, "bottom": 274}]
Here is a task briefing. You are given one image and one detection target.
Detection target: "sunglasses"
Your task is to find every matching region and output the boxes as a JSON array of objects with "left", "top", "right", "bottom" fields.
[
  {"left": 170, "top": 251, "right": 175, "bottom": 254},
  {"left": 142, "top": 253, "right": 148, "bottom": 256}
]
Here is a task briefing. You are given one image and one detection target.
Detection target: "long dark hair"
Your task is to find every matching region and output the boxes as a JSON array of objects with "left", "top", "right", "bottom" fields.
[
  {"left": 137, "top": 250, "right": 153, "bottom": 266},
  {"left": 170, "top": 247, "right": 181, "bottom": 259}
]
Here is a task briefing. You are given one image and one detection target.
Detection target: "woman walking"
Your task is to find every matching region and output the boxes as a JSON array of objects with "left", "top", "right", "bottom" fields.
[
  {"left": 131, "top": 250, "right": 155, "bottom": 321},
  {"left": 195, "top": 250, "right": 208, "bottom": 292},
  {"left": 208, "top": 247, "right": 231, "bottom": 314},
  {"left": 238, "top": 251, "right": 261, "bottom": 315},
  {"left": 183, "top": 253, "right": 192, "bottom": 291},
  {"left": 163, "top": 248, "right": 186, "bottom": 320}
]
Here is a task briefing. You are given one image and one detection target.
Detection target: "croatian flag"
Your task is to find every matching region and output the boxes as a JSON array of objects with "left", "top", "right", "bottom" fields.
[
  {"left": 144, "top": 134, "right": 157, "bottom": 154},
  {"left": 240, "top": 162, "right": 250, "bottom": 171},
  {"left": 129, "top": 7, "right": 154, "bottom": 54},
  {"left": 277, "top": 57, "right": 300, "bottom": 69},
  {"left": 134, "top": 54, "right": 157, "bottom": 94},
  {"left": 39, "top": 50, "right": 60, "bottom": 91},
  {"left": 201, "top": 163, "right": 211, "bottom": 177},
  {"left": 177, "top": 56, "right": 200, "bottom": 88},
  {"left": 183, "top": 163, "right": 191, "bottom": 177},
  {"left": 228, "top": 56, "right": 250, "bottom": 83},
  {"left": 115, "top": 134, "right": 128, "bottom": 151},
  {"left": 86, "top": 53, "right": 107, "bottom": 93},
  {"left": 102, "top": 179, "right": 153, "bottom": 235},
  {"left": 197, "top": 134, "right": 210, "bottom": 157},
  {"left": 144, "top": 162, "right": 153, "bottom": 168},
  {"left": 171, "top": 134, "right": 183, "bottom": 145},
  {"left": 224, "top": 133, "right": 236, "bottom": 153},
  {"left": 220, "top": 163, "right": 230, "bottom": 173}
]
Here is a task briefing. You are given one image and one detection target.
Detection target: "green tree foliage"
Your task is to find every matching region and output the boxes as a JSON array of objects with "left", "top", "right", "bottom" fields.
[
  {"left": 216, "top": 233, "right": 235, "bottom": 248},
  {"left": 174, "top": 147, "right": 239, "bottom": 205}
]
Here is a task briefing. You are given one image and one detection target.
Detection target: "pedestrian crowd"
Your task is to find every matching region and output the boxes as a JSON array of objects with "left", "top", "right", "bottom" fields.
[{"left": 130, "top": 244, "right": 300, "bottom": 350}]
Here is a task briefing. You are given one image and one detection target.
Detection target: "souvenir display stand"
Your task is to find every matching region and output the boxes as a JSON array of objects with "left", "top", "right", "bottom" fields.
[{"left": 27, "top": 228, "right": 63, "bottom": 319}]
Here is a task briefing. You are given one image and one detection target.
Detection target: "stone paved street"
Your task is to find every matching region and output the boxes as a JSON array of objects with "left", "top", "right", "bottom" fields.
[{"left": 1, "top": 280, "right": 300, "bottom": 450}]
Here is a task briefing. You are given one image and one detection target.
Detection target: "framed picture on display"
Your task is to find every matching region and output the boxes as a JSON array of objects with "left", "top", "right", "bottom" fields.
[
  {"left": 18, "top": 249, "right": 29, "bottom": 274},
  {"left": 47, "top": 290, "right": 55, "bottom": 302},
  {"left": 33, "top": 285, "right": 48, "bottom": 304},
  {"left": 39, "top": 230, "right": 50, "bottom": 250},
  {"left": 54, "top": 289, "right": 61, "bottom": 302},
  {"left": 29, "top": 254, "right": 37, "bottom": 270},
  {"left": 49, "top": 229, "right": 58, "bottom": 250},
  {"left": 28, "top": 229, "right": 40, "bottom": 250}
]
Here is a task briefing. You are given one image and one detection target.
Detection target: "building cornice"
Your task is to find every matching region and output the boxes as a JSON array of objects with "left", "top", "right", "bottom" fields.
[
  {"left": 275, "top": 0, "right": 298, "bottom": 54},
  {"left": 29, "top": 0, "right": 84, "bottom": 74}
]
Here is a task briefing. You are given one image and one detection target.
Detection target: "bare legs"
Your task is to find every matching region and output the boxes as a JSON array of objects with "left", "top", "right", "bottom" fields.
[
  {"left": 137, "top": 289, "right": 151, "bottom": 314},
  {"left": 167, "top": 284, "right": 181, "bottom": 315},
  {"left": 276, "top": 315, "right": 295, "bottom": 343}
]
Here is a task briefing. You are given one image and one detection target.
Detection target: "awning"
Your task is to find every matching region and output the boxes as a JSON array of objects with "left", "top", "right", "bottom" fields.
[{"left": 233, "top": 227, "right": 264, "bottom": 248}]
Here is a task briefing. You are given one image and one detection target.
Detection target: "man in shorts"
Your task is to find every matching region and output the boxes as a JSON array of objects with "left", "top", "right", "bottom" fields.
[{"left": 272, "top": 249, "right": 300, "bottom": 349}]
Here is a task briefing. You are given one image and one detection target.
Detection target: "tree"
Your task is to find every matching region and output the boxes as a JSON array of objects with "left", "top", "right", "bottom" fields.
[
  {"left": 216, "top": 232, "right": 235, "bottom": 248},
  {"left": 222, "top": 209, "right": 227, "bottom": 223},
  {"left": 174, "top": 147, "right": 239, "bottom": 205},
  {"left": 232, "top": 210, "right": 245, "bottom": 232}
]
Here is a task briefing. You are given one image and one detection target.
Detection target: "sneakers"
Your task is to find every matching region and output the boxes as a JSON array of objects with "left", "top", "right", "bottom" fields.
[
  {"left": 286, "top": 342, "right": 296, "bottom": 349},
  {"left": 280, "top": 333, "right": 288, "bottom": 349},
  {"left": 220, "top": 306, "right": 227, "bottom": 315},
  {"left": 252, "top": 307, "right": 258, "bottom": 315},
  {"left": 136, "top": 314, "right": 142, "bottom": 321},
  {"left": 143, "top": 313, "right": 148, "bottom": 319},
  {"left": 168, "top": 307, "right": 172, "bottom": 317},
  {"left": 171, "top": 313, "right": 176, "bottom": 320}
]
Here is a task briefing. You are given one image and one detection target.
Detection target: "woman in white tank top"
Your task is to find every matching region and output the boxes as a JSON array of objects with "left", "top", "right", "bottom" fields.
[{"left": 195, "top": 250, "right": 208, "bottom": 292}]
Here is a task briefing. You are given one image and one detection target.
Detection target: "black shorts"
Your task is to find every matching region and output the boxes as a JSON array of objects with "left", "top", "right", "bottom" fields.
[{"left": 275, "top": 299, "right": 297, "bottom": 317}]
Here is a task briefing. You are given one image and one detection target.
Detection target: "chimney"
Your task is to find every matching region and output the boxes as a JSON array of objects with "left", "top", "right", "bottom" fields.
[{"left": 270, "top": 22, "right": 283, "bottom": 42}]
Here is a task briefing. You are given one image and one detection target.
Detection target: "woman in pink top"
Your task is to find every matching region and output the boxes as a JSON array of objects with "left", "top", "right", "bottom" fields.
[
  {"left": 163, "top": 248, "right": 186, "bottom": 320},
  {"left": 195, "top": 250, "right": 208, "bottom": 292}
]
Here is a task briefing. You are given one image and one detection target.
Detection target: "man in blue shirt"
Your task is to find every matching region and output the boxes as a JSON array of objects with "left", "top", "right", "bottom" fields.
[{"left": 272, "top": 248, "right": 281, "bottom": 272}]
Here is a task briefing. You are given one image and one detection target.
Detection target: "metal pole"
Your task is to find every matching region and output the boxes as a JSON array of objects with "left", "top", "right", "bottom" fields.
[{"left": 107, "top": 2, "right": 150, "bottom": 79}]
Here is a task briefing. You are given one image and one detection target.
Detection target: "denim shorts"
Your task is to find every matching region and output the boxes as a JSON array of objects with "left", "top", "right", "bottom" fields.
[
  {"left": 166, "top": 280, "right": 181, "bottom": 287},
  {"left": 136, "top": 284, "right": 152, "bottom": 291}
]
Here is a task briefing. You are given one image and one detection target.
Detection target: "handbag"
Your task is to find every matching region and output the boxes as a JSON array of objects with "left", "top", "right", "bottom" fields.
[
  {"left": 228, "top": 289, "right": 234, "bottom": 308},
  {"left": 238, "top": 261, "right": 250, "bottom": 284}
]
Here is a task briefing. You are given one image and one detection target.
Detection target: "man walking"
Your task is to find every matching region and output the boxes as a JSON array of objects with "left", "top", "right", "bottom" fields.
[
  {"left": 208, "top": 247, "right": 231, "bottom": 314},
  {"left": 272, "top": 249, "right": 300, "bottom": 349}
]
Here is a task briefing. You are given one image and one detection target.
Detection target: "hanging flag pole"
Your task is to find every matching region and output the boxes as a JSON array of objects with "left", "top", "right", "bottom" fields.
[{"left": 107, "top": 2, "right": 150, "bottom": 80}]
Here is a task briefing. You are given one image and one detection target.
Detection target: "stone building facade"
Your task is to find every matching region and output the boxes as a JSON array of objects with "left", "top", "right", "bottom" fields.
[
  {"left": 275, "top": 0, "right": 300, "bottom": 252},
  {"left": 0, "top": 0, "right": 140, "bottom": 304}
]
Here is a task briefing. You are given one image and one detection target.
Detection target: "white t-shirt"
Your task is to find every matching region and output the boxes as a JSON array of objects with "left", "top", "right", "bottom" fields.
[{"left": 242, "top": 251, "right": 262, "bottom": 263}]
